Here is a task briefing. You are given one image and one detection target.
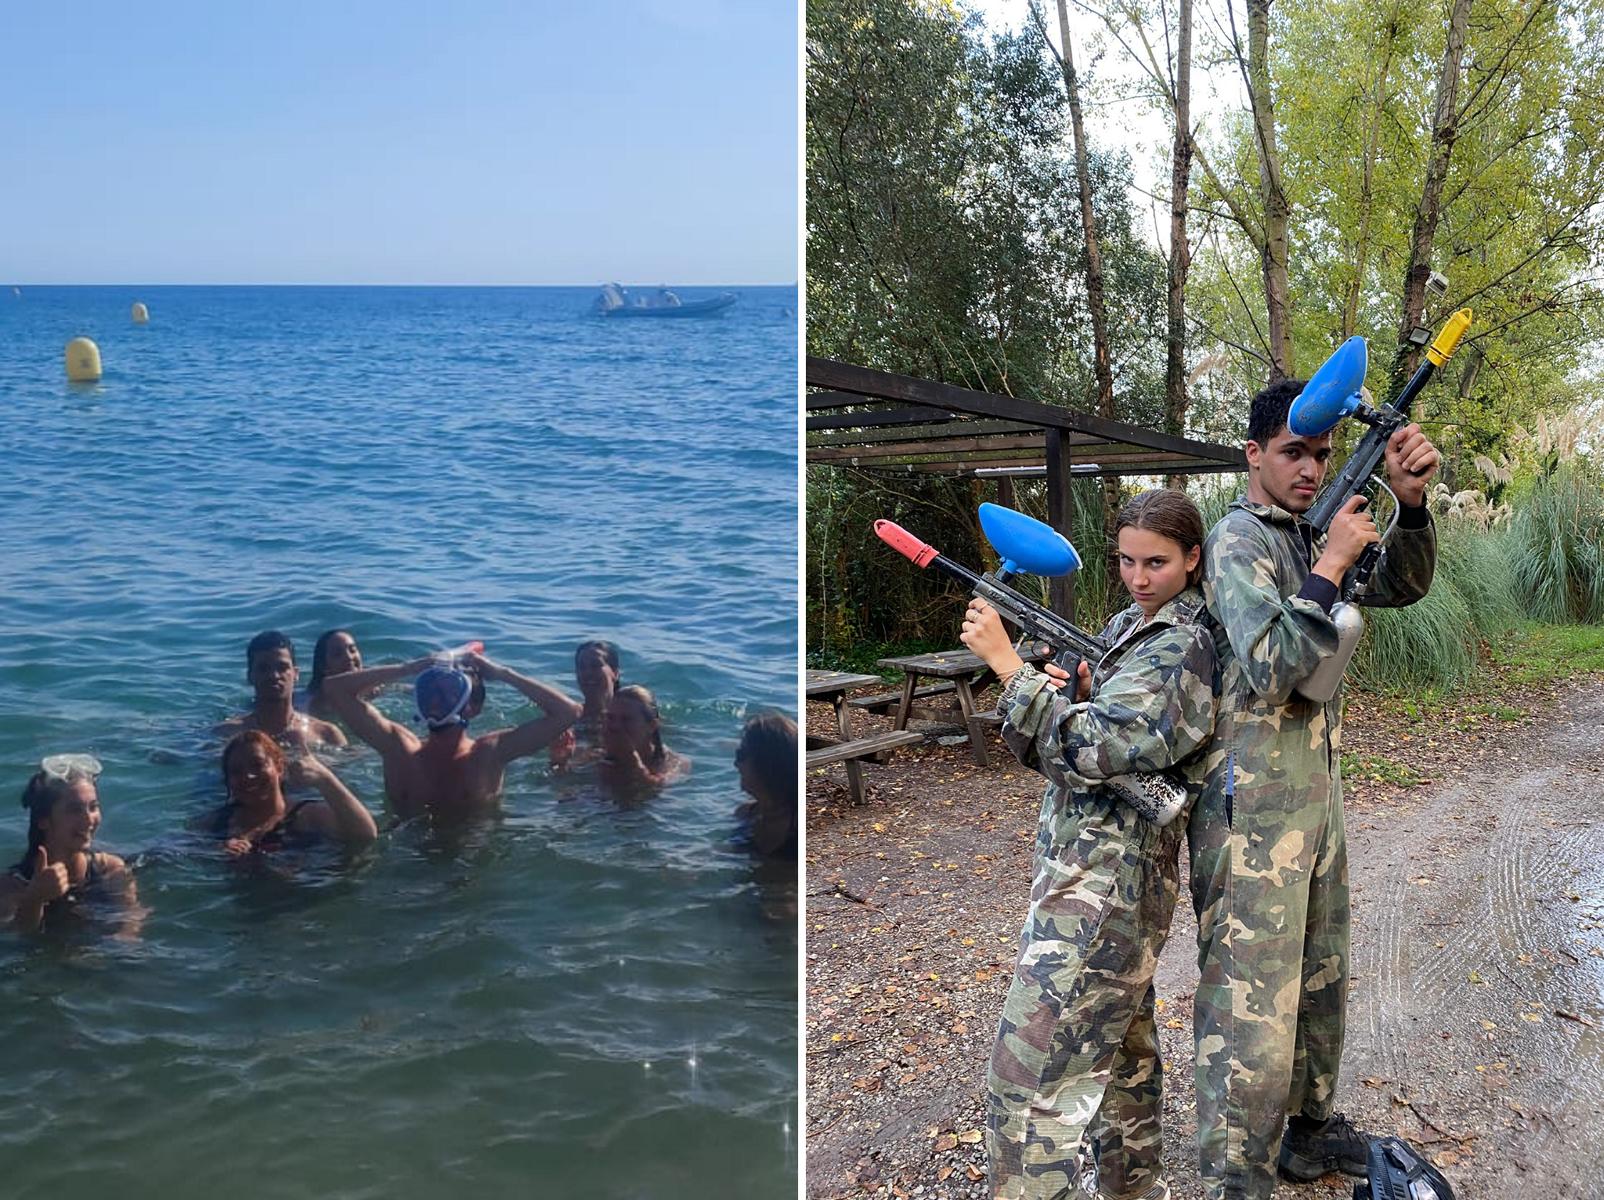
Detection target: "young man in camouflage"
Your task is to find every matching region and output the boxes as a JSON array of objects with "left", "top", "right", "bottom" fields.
[{"left": 1190, "top": 380, "right": 1440, "bottom": 1198}]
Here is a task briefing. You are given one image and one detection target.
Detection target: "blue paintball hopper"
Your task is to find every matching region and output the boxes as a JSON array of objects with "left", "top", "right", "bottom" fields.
[
  {"left": 978, "top": 503, "right": 1082, "bottom": 577},
  {"left": 1288, "top": 336, "right": 1368, "bottom": 437}
]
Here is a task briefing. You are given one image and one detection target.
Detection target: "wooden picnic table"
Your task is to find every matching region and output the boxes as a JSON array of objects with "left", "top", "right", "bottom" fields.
[
  {"left": 874, "top": 647, "right": 1040, "bottom": 767},
  {"left": 805, "top": 669, "right": 883, "bottom": 803}
]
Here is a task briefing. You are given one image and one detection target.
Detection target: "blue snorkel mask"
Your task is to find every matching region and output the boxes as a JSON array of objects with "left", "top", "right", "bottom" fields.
[{"left": 415, "top": 665, "right": 473, "bottom": 731}]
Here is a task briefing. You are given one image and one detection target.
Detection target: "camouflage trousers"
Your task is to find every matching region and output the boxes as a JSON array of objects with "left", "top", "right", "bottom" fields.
[
  {"left": 987, "top": 793, "right": 1184, "bottom": 1200},
  {"left": 1187, "top": 767, "right": 1350, "bottom": 1200}
]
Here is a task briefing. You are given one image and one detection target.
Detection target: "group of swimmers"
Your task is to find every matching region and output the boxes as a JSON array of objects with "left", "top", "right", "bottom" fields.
[{"left": 3, "top": 631, "right": 798, "bottom": 935}]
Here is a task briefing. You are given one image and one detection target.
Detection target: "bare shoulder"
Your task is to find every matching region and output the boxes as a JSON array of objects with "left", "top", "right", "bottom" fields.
[
  {"left": 214, "top": 713, "right": 248, "bottom": 736},
  {"left": 310, "top": 716, "right": 347, "bottom": 746}
]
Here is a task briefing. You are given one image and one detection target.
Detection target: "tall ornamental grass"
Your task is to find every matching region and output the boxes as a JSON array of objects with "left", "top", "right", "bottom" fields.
[{"left": 1505, "top": 463, "right": 1604, "bottom": 624}]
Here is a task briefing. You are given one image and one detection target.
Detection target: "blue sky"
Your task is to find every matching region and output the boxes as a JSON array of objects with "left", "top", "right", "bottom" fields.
[{"left": 1, "top": 1, "right": 798, "bottom": 285}]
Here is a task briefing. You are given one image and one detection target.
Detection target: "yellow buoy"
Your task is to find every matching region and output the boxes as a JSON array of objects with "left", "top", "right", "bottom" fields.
[
  {"left": 65, "top": 337, "right": 102, "bottom": 382},
  {"left": 131, "top": 301, "right": 149, "bottom": 324}
]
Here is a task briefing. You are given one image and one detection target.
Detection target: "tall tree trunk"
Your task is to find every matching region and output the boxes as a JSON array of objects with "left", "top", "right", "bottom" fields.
[
  {"left": 1246, "top": 0, "right": 1293, "bottom": 378},
  {"left": 1390, "top": 0, "right": 1473, "bottom": 399},
  {"left": 1343, "top": 8, "right": 1402, "bottom": 338},
  {"left": 1164, "top": 0, "right": 1194, "bottom": 487},
  {"left": 1054, "top": 0, "right": 1120, "bottom": 558}
]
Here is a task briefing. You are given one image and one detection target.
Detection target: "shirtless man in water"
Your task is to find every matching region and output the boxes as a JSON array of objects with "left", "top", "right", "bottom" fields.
[
  {"left": 321, "top": 649, "right": 579, "bottom": 821},
  {"left": 217, "top": 631, "right": 346, "bottom": 751}
]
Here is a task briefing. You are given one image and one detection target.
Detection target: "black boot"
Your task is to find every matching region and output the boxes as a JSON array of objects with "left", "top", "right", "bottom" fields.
[{"left": 1277, "top": 1111, "right": 1371, "bottom": 1181}]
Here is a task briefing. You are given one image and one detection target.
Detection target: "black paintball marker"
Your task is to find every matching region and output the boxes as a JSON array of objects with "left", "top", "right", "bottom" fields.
[
  {"left": 1353, "top": 1136, "right": 1455, "bottom": 1200},
  {"left": 1290, "top": 308, "right": 1472, "bottom": 591},
  {"left": 874, "top": 504, "right": 1188, "bottom": 826},
  {"left": 1284, "top": 309, "right": 1472, "bottom": 702},
  {"left": 875, "top": 502, "right": 1107, "bottom": 675}
]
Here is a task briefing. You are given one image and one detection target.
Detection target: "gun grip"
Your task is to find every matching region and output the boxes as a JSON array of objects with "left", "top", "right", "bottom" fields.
[{"left": 1049, "top": 648, "right": 1085, "bottom": 699}]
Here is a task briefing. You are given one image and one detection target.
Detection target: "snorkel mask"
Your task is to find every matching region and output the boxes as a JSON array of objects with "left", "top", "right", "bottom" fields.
[
  {"left": 415, "top": 665, "right": 474, "bottom": 731},
  {"left": 40, "top": 754, "right": 103, "bottom": 783}
]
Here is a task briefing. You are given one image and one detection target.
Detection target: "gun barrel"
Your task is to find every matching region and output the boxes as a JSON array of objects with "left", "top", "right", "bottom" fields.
[{"left": 873, "top": 519, "right": 941, "bottom": 569}]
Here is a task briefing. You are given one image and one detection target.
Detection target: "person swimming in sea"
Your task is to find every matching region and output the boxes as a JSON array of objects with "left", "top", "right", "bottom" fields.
[
  {"left": 208, "top": 731, "right": 377, "bottom": 856},
  {"left": 574, "top": 640, "right": 622, "bottom": 737},
  {"left": 321, "top": 649, "right": 580, "bottom": 822},
  {"left": 596, "top": 684, "right": 690, "bottom": 795},
  {"left": 1, "top": 755, "right": 140, "bottom": 934},
  {"left": 217, "top": 630, "right": 346, "bottom": 751},
  {"left": 734, "top": 713, "right": 797, "bottom": 861},
  {"left": 302, "top": 628, "right": 364, "bottom": 722},
  {"left": 550, "top": 640, "right": 623, "bottom": 770}
]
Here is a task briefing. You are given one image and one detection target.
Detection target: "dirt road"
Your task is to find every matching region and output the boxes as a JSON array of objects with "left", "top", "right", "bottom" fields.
[{"left": 805, "top": 678, "right": 1604, "bottom": 1199}]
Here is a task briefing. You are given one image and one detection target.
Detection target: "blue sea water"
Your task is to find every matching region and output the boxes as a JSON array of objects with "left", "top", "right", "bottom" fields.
[{"left": 0, "top": 286, "right": 798, "bottom": 1197}]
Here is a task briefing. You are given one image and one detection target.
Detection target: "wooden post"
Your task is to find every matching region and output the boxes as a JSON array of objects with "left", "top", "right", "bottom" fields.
[
  {"left": 1045, "top": 430, "right": 1076, "bottom": 624},
  {"left": 996, "top": 475, "right": 1016, "bottom": 511}
]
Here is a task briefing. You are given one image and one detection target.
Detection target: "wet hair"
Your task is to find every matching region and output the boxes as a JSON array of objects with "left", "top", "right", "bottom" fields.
[
  {"left": 221, "top": 730, "right": 285, "bottom": 800},
  {"left": 15, "top": 772, "right": 81, "bottom": 877},
  {"left": 737, "top": 713, "right": 798, "bottom": 811},
  {"left": 613, "top": 684, "right": 666, "bottom": 766},
  {"left": 1246, "top": 378, "right": 1308, "bottom": 447},
  {"left": 246, "top": 630, "right": 295, "bottom": 673},
  {"left": 307, "top": 628, "right": 354, "bottom": 695},
  {"left": 1115, "top": 489, "right": 1207, "bottom": 587},
  {"left": 574, "top": 640, "right": 621, "bottom": 677}
]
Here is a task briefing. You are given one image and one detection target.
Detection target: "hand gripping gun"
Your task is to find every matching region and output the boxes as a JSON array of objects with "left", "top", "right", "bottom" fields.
[
  {"left": 1284, "top": 309, "right": 1472, "bottom": 702},
  {"left": 873, "top": 503, "right": 1188, "bottom": 826}
]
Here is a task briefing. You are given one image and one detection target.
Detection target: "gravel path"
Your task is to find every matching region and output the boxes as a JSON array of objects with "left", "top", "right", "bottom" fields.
[{"left": 804, "top": 677, "right": 1604, "bottom": 1199}]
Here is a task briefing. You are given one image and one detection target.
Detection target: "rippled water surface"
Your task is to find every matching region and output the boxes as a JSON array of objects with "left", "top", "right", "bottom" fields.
[{"left": 0, "top": 286, "right": 798, "bottom": 1197}]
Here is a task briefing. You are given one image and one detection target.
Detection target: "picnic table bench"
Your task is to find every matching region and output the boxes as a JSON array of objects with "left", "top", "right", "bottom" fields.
[
  {"left": 874, "top": 646, "right": 1041, "bottom": 767},
  {"left": 805, "top": 669, "right": 924, "bottom": 804}
]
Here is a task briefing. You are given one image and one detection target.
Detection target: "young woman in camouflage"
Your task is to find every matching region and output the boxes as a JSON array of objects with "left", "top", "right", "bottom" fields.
[
  {"left": 961, "top": 489, "right": 1218, "bottom": 1200},
  {"left": 1189, "top": 380, "right": 1438, "bottom": 1199}
]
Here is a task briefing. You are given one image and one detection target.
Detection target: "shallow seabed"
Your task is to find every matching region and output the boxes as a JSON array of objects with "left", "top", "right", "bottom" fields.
[{"left": 0, "top": 285, "right": 798, "bottom": 1198}]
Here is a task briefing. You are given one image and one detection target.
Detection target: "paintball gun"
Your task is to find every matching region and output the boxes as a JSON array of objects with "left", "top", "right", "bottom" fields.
[
  {"left": 1353, "top": 1136, "right": 1454, "bottom": 1200},
  {"left": 1284, "top": 309, "right": 1472, "bottom": 702},
  {"left": 873, "top": 503, "right": 1188, "bottom": 826}
]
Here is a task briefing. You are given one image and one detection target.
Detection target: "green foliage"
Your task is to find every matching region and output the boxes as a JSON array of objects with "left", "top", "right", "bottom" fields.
[
  {"left": 1488, "top": 621, "right": 1604, "bottom": 685},
  {"left": 806, "top": 0, "right": 1173, "bottom": 651},
  {"left": 1350, "top": 562, "right": 1481, "bottom": 692},
  {"left": 1505, "top": 461, "right": 1604, "bottom": 623},
  {"left": 1188, "top": 0, "right": 1604, "bottom": 455},
  {"left": 1340, "top": 752, "right": 1426, "bottom": 787}
]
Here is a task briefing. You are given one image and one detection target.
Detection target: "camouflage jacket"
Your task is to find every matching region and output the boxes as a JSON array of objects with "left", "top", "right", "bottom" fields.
[
  {"left": 1199, "top": 497, "right": 1436, "bottom": 823},
  {"left": 998, "top": 587, "right": 1217, "bottom": 830}
]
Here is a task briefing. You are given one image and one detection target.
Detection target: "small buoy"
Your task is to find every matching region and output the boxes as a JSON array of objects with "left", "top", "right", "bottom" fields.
[
  {"left": 65, "top": 337, "right": 102, "bottom": 382},
  {"left": 131, "top": 302, "right": 149, "bottom": 324}
]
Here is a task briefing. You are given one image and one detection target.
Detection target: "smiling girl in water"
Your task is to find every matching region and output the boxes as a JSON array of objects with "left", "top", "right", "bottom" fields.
[
  {"left": 2, "top": 755, "right": 139, "bottom": 933},
  {"left": 212, "top": 731, "right": 378, "bottom": 855},
  {"left": 961, "top": 489, "right": 1217, "bottom": 1200},
  {"left": 597, "top": 685, "right": 690, "bottom": 794}
]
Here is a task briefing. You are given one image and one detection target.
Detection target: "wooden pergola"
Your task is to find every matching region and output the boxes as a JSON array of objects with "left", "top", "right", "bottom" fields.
[{"left": 808, "top": 356, "right": 1247, "bottom": 615}]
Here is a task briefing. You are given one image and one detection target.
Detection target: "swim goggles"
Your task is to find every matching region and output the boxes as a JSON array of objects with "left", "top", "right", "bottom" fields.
[{"left": 40, "top": 753, "right": 103, "bottom": 782}]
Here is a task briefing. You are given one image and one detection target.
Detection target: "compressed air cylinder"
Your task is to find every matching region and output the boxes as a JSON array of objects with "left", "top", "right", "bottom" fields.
[
  {"left": 1296, "top": 600, "right": 1366, "bottom": 703},
  {"left": 131, "top": 302, "right": 149, "bottom": 324},
  {"left": 65, "top": 337, "right": 102, "bottom": 382}
]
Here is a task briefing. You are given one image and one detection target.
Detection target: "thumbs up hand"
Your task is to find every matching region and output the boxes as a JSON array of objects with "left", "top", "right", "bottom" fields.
[{"left": 26, "top": 848, "right": 70, "bottom": 903}]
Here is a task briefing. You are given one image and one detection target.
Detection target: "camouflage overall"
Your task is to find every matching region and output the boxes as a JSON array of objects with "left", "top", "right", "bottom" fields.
[
  {"left": 987, "top": 588, "right": 1217, "bottom": 1200},
  {"left": 1190, "top": 499, "right": 1434, "bottom": 1199}
]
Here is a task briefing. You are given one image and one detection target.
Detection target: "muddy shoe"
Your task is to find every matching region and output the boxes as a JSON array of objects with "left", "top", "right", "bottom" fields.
[{"left": 1278, "top": 1111, "right": 1371, "bottom": 1181}]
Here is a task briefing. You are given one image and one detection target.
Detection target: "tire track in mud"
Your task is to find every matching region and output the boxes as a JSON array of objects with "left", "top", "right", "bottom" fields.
[{"left": 1343, "top": 696, "right": 1604, "bottom": 1199}]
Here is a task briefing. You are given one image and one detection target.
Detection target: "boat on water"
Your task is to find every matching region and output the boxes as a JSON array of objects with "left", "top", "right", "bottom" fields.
[{"left": 595, "top": 282, "right": 737, "bottom": 318}]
